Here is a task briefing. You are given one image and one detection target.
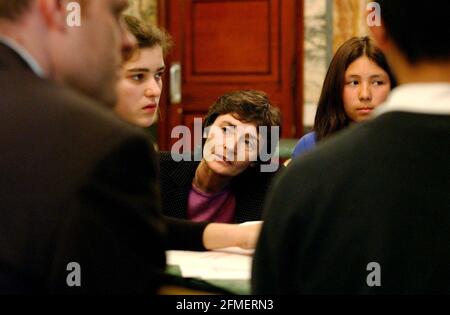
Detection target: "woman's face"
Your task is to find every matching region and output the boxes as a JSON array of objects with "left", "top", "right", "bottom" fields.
[
  {"left": 115, "top": 45, "right": 165, "bottom": 127},
  {"left": 343, "top": 56, "right": 391, "bottom": 122},
  {"left": 203, "top": 113, "right": 260, "bottom": 177}
]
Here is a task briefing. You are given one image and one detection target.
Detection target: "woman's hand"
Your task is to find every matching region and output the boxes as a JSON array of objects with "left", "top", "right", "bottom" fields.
[{"left": 202, "top": 221, "right": 263, "bottom": 250}]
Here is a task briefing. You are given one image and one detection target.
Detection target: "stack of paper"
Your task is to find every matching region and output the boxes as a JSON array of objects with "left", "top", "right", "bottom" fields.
[{"left": 166, "top": 248, "right": 253, "bottom": 280}]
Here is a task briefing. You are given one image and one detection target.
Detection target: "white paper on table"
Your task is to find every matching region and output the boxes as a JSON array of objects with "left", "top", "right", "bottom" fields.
[
  {"left": 213, "top": 246, "right": 254, "bottom": 256},
  {"left": 166, "top": 249, "right": 253, "bottom": 280}
]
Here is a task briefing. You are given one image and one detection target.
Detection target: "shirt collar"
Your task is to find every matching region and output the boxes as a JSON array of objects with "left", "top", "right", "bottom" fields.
[
  {"left": 373, "top": 83, "right": 450, "bottom": 117},
  {"left": 0, "top": 36, "right": 45, "bottom": 78}
]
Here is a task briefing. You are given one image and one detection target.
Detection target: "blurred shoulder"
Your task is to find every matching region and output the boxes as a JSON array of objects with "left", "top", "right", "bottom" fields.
[{"left": 292, "top": 132, "right": 316, "bottom": 158}]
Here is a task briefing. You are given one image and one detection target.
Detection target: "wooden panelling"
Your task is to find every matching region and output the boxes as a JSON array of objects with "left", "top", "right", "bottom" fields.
[{"left": 159, "top": 0, "right": 304, "bottom": 150}]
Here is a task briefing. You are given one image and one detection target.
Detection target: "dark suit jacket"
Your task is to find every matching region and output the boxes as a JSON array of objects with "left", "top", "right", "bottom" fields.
[
  {"left": 159, "top": 151, "right": 278, "bottom": 223},
  {"left": 0, "top": 43, "right": 166, "bottom": 294},
  {"left": 253, "top": 111, "right": 450, "bottom": 294}
]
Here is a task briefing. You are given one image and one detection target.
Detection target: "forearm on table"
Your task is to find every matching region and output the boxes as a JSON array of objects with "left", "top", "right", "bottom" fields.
[{"left": 203, "top": 223, "right": 260, "bottom": 250}]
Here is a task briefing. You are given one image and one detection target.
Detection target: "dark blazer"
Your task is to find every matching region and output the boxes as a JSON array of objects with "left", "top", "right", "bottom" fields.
[
  {"left": 253, "top": 111, "right": 450, "bottom": 294},
  {"left": 0, "top": 43, "right": 166, "bottom": 294},
  {"left": 158, "top": 151, "right": 278, "bottom": 223}
]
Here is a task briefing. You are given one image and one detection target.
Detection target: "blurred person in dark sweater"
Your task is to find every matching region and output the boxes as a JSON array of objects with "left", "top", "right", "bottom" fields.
[
  {"left": 0, "top": 0, "right": 163, "bottom": 294},
  {"left": 253, "top": 0, "right": 450, "bottom": 294}
]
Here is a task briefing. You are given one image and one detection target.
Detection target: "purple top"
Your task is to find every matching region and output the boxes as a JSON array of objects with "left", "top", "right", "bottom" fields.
[{"left": 186, "top": 185, "right": 236, "bottom": 223}]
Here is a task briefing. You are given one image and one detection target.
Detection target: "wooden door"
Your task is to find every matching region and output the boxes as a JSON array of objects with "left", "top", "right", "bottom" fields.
[{"left": 158, "top": 0, "right": 303, "bottom": 150}]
